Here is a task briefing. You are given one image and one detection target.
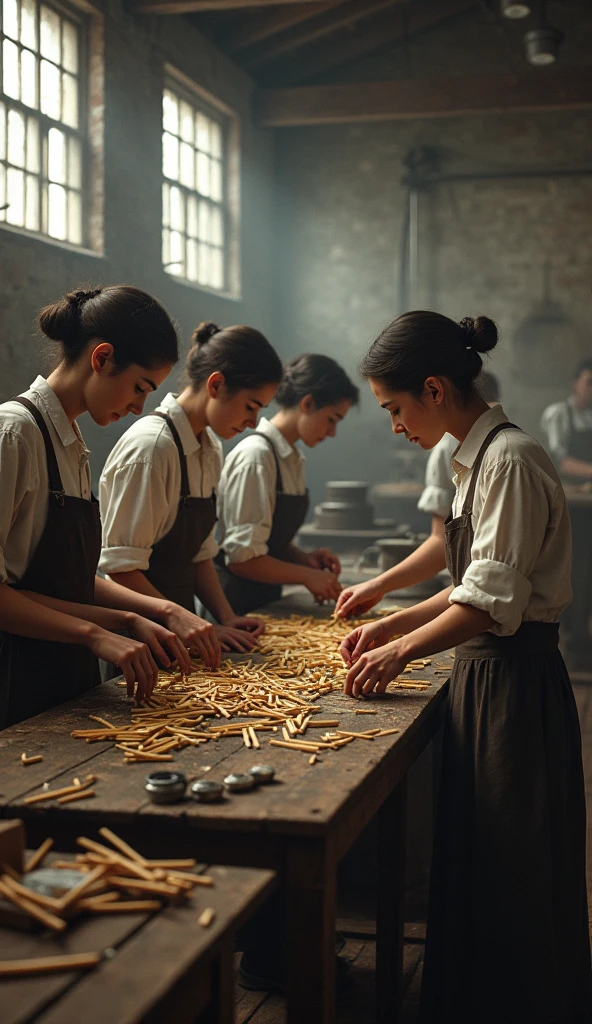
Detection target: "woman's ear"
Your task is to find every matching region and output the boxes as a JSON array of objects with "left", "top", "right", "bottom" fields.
[
  {"left": 206, "top": 371, "right": 226, "bottom": 399},
  {"left": 424, "top": 376, "right": 445, "bottom": 406},
  {"left": 90, "top": 342, "right": 114, "bottom": 375},
  {"left": 300, "top": 393, "right": 315, "bottom": 414}
]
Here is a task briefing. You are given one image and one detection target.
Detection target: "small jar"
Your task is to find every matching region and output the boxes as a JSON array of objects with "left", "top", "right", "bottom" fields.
[
  {"left": 190, "top": 779, "right": 224, "bottom": 803},
  {"left": 144, "top": 770, "right": 187, "bottom": 804},
  {"left": 224, "top": 772, "right": 255, "bottom": 793},
  {"left": 249, "top": 765, "right": 275, "bottom": 785}
]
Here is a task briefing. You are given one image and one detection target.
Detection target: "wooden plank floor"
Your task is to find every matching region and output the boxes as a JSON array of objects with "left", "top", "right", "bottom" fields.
[{"left": 235, "top": 675, "right": 592, "bottom": 1023}]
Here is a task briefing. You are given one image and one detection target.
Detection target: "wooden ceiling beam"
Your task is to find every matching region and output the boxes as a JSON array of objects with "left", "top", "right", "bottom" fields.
[
  {"left": 256, "top": 69, "right": 592, "bottom": 126},
  {"left": 274, "top": 0, "right": 476, "bottom": 86},
  {"left": 246, "top": 0, "right": 408, "bottom": 65},
  {"left": 132, "top": 0, "right": 329, "bottom": 14},
  {"left": 226, "top": 2, "right": 347, "bottom": 53}
]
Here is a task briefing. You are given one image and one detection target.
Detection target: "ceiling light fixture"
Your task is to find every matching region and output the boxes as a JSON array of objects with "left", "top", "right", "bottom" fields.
[
  {"left": 524, "top": 24, "right": 563, "bottom": 64},
  {"left": 501, "top": 0, "right": 531, "bottom": 19}
]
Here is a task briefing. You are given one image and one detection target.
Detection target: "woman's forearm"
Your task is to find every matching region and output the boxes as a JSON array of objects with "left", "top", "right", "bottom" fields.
[
  {"left": 96, "top": 574, "right": 171, "bottom": 619},
  {"left": 0, "top": 584, "right": 99, "bottom": 646},
  {"left": 397, "top": 602, "right": 494, "bottom": 663},
  {"left": 228, "top": 555, "right": 310, "bottom": 586},
  {"left": 193, "top": 559, "right": 234, "bottom": 623},
  {"left": 381, "top": 586, "right": 455, "bottom": 638},
  {"left": 283, "top": 544, "right": 312, "bottom": 567},
  {"left": 21, "top": 591, "right": 134, "bottom": 633}
]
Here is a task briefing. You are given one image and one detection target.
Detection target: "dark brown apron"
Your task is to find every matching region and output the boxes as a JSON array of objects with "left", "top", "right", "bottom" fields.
[
  {"left": 562, "top": 402, "right": 592, "bottom": 656},
  {"left": 143, "top": 412, "right": 217, "bottom": 612},
  {"left": 216, "top": 434, "right": 310, "bottom": 615},
  {"left": 0, "top": 397, "right": 101, "bottom": 728},
  {"left": 419, "top": 422, "right": 592, "bottom": 1024}
]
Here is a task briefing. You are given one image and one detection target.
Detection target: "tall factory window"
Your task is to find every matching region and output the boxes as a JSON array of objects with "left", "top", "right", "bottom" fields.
[
  {"left": 0, "top": 0, "right": 91, "bottom": 247},
  {"left": 162, "top": 68, "right": 240, "bottom": 296}
]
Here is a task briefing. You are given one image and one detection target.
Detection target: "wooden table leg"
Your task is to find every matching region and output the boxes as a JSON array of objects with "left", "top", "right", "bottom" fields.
[
  {"left": 210, "top": 946, "right": 235, "bottom": 1024},
  {"left": 285, "top": 837, "right": 336, "bottom": 1024},
  {"left": 376, "top": 778, "right": 407, "bottom": 1024}
]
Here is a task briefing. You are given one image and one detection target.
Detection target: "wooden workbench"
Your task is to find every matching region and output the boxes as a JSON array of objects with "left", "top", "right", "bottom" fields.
[
  {"left": 0, "top": 597, "right": 449, "bottom": 1024},
  {"left": 1, "top": 852, "right": 275, "bottom": 1024}
]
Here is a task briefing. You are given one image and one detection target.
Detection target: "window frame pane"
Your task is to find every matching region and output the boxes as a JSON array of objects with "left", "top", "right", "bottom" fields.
[
  {"left": 162, "top": 72, "right": 234, "bottom": 295},
  {"left": 0, "top": 0, "right": 88, "bottom": 248}
]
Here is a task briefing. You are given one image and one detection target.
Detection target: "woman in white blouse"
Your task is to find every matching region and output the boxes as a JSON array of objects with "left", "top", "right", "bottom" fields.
[
  {"left": 0, "top": 285, "right": 195, "bottom": 727},
  {"left": 335, "top": 372, "right": 500, "bottom": 617},
  {"left": 217, "top": 354, "right": 359, "bottom": 614},
  {"left": 341, "top": 312, "right": 591, "bottom": 1022},
  {"left": 100, "top": 322, "right": 283, "bottom": 660}
]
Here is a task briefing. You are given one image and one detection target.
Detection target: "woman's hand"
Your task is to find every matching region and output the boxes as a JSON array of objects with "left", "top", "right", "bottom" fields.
[
  {"left": 306, "top": 548, "right": 341, "bottom": 576},
  {"left": 335, "top": 578, "right": 384, "bottom": 619},
  {"left": 128, "top": 615, "right": 192, "bottom": 675},
  {"left": 214, "top": 623, "right": 259, "bottom": 653},
  {"left": 340, "top": 618, "right": 393, "bottom": 667},
  {"left": 162, "top": 605, "right": 221, "bottom": 669},
  {"left": 87, "top": 629, "right": 159, "bottom": 704},
  {"left": 344, "top": 640, "right": 409, "bottom": 698},
  {"left": 304, "top": 568, "right": 342, "bottom": 604},
  {"left": 222, "top": 614, "right": 266, "bottom": 639}
]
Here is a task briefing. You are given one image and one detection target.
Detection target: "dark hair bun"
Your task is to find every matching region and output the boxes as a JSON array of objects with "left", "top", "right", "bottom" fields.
[
  {"left": 191, "top": 321, "right": 220, "bottom": 348},
  {"left": 459, "top": 316, "right": 498, "bottom": 354},
  {"left": 39, "top": 288, "right": 103, "bottom": 346}
]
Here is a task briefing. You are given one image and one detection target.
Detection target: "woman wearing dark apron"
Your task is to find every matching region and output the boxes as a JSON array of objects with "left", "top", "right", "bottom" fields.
[
  {"left": 341, "top": 312, "right": 592, "bottom": 1023},
  {"left": 0, "top": 286, "right": 195, "bottom": 728},
  {"left": 99, "top": 322, "right": 283, "bottom": 659},
  {"left": 542, "top": 364, "right": 592, "bottom": 668},
  {"left": 217, "top": 354, "right": 359, "bottom": 615}
]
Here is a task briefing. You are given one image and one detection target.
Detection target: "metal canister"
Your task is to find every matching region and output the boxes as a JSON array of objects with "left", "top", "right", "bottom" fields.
[
  {"left": 249, "top": 765, "right": 275, "bottom": 785},
  {"left": 223, "top": 772, "right": 255, "bottom": 793},
  {"left": 190, "top": 779, "right": 224, "bottom": 803},
  {"left": 144, "top": 770, "right": 187, "bottom": 804}
]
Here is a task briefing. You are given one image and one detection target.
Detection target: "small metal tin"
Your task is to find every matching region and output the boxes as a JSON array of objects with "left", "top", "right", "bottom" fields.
[
  {"left": 249, "top": 765, "right": 275, "bottom": 785},
  {"left": 190, "top": 779, "right": 224, "bottom": 803},
  {"left": 144, "top": 770, "right": 187, "bottom": 804},
  {"left": 223, "top": 772, "right": 255, "bottom": 793}
]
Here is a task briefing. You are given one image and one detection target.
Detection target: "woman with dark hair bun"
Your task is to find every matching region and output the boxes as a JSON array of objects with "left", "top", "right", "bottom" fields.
[
  {"left": 217, "top": 353, "right": 359, "bottom": 614},
  {"left": 0, "top": 284, "right": 194, "bottom": 727},
  {"left": 340, "top": 311, "right": 591, "bottom": 1023},
  {"left": 99, "top": 321, "right": 283, "bottom": 657}
]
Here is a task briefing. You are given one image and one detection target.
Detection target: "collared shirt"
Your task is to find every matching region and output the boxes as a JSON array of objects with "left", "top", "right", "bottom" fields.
[
  {"left": 448, "top": 403, "right": 572, "bottom": 636},
  {"left": 217, "top": 417, "right": 306, "bottom": 564},
  {"left": 99, "top": 393, "right": 223, "bottom": 576},
  {"left": 417, "top": 433, "right": 459, "bottom": 519},
  {"left": 0, "top": 376, "right": 92, "bottom": 584},
  {"left": 540, "top": 396, "right": 592, "bottom": 464}
]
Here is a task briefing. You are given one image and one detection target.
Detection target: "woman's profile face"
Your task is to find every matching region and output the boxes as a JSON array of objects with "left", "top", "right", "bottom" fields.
[{"left": 369, "top": 377, "right": 446, "bottom": 451}]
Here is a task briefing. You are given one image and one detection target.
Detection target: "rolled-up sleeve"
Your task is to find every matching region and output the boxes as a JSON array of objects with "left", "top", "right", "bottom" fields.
[
  {"left": 541, "top": 404, "right": 569, "bottom": 464},
  {"left": 0, "top": 430, "right": 33, "bottom": 584},
  {"left": 193, "top": 525, "right": 218, "bottom": 563},
  {"left": 449, "top": 459, "right": 551, "bottom": 635},
  {"left": 99, "top": 460, "right": 170, "bottom": 574},
  {"left": 221, "top": 459, "right": 275, "bottom": 564},
  {"left": 418, "top": 440, "right": 456, "bottom": 518}
]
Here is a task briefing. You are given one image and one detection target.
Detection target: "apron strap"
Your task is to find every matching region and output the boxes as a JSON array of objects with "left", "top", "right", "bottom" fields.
[
  {"left": 254, "top": 433, "right": 284, "bottom": 494},
  {"left": 152, "top": 412, "right": 190, "bottom": 499},
  {"left": 13, "top": 396, "right": 65, "bottom": 502},
  {"left": 461, "top": 422, "right": 520, "bottom": 516}
]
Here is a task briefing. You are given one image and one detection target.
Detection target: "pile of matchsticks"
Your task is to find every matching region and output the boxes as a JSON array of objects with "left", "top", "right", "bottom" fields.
[
  {"left": 69, "top": 615, "right": 436, "bottom": 765},
  {"left": 0, "top": 826, "right": 216, "bottom": 946}
]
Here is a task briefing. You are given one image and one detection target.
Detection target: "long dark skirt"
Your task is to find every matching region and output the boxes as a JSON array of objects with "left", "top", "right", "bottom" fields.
[{"left": 419, "top": 623, "right": 592, "bottom": 1024}]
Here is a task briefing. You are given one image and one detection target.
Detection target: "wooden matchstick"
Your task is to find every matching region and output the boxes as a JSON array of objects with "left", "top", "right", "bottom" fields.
[
  {"left": 25, "top": 838, "right": 54, "bottom": 872},
  {"left": 0, "top": 952, "right": 102, "bottom": 976},
  {"left": 21, "top": 753, "right": 43, "bottom": 766}
]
